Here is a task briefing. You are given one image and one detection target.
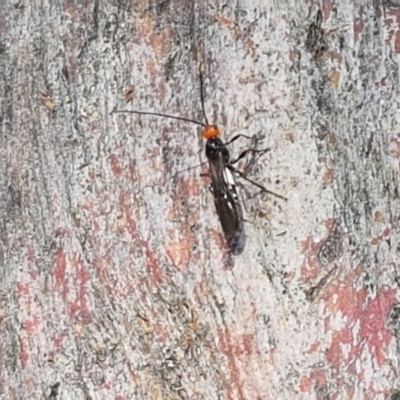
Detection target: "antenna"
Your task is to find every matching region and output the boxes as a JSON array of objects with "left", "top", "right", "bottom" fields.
[
  {"left": 111, "top": 63, "right": 215, "bottom": 136},
  {"left": 199, "top": 63, "right": 209, "bottom": 126},
  {"left": 111, "top": 109, "right": 206, "bottom": 127}
]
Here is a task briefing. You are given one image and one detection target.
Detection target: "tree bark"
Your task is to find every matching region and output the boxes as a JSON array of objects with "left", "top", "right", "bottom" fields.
[{"left": 1, "top": 1, "right": 400, "bottom": 399}]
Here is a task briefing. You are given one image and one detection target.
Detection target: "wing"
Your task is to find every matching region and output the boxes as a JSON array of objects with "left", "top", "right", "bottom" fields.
[{"left": 208, "top": 154, "right": 246, "bottom": 254}]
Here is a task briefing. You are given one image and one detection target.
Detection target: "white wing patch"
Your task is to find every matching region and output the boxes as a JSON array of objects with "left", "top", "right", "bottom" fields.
[
  {"left": 223, "top": 167, "right": 238, "bottom": 204},
  {"left": 223, "top": 167, "right": 236, "bottom": 187}
]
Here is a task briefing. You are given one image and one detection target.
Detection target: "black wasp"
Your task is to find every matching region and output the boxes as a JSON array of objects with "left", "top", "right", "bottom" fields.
[{"left": 113, "top": 64, "right": 286, "bottom": 255}]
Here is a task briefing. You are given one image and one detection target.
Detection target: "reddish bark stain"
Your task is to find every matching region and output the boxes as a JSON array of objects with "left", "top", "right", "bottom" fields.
[
  {"left": 129, "top": 163, "right": 141, "bottom": 183},
  {"left": 322, "top": 169, "right": 334, "bottom": 184},
  {"left": 138, "top": 277, "right": 151, "bottom": 303},
  {"left": 18, "top": 337, "right": 29, "bottom": 368},
  {"left": 10, "top": 388, "right": 17, "bottom": 400},
  {"left": 299, "top": 369, "right": 327, "bottom": 393},
  {"left": 326, "top": 329, "right": 357, "bottom": 368},
  {"left": 371, "top": 236, "right": 380, "bottom": 246},
  {"left": 300, "top": 220, "right": 336, "bottom": 280},
  {"left": 110, "top": 154, "right": 123, "bottom": 176},
  {"left": 81, "top": 200, "right": 94, "bottom": 212},
  {"left": 54, "top": 249, "right": 69, "bottom": 300},
  {"left": 168, "top": 178, "right": 200, "bottom": 221},
  {"left": 142, "top": 240, "right": 163, "bottom": 284},
  {"left": 390, "top": 136, "right": 400, "bottom": 158},
  {"left": 53, "top": 333, "right": 64, "bottom": 352},
  {"left": 354, "top": 20, "right": 364, "bottom": 43},
  {"left": 134, "top": 10, "right": 173, "bottom": 75},
  {"left": 307, "top": 341, "right": 320, "bottom": 354},
  {"left": 24, "top": 315, "right": 41, "bottom": 336},
  {"left": 68, "top": 302, "right": 80, "bottom": 318},
  {"left": 374, "top": 211, "right": 384, "bottom": 222},
  {"left": 93, "top": 258, "right": 108, "bottom": 285},
  {"left": 16, "top": 282, "right": 30, "bottom": 297},
  {"left": 384, "top": 16, "right": 394, "bottom": 30},
  {"left": 322, "top": 0, "right": 333, "bottom": 20},
  {"left": 299, "top": 376, "right": 312, "bottom": 393},
  {"left": 289, "top": 49, "right": 300, "bottom": 64},
  {"left": 181, "top": 177, "right": 200, "bottom": 198},
  {"left": 390, "top": 10, "right": 400, "bottom": 52},
  {"left": 324, "top": 270, "right": 366, "bottom": 315},
  {"left": 371, "top": 226, "right": 391, "bottom": 245},
  {"left": 120, "top": 192, "right": 137, "bottom": 238},
  {"left": 26, "top": 246, "right": 35, "bottom": 263},
  {"left": 375, "top": 75, "right": 388, "bottom": 88},
  {"left": 324, "top": 218, "right": 336, "bottom": 232},
  {"left": 64, "top": 0, "right": 79, "bottom": 18},
  {"left": 166, "top": 238, "right": 193, "bottom": 271},
  {"left": 147, "top": 29, "right": 173, "bottom": 61},
  {"left": 55, "top": 227, "right": 69, "bottom": 238},
  {"left": 244, "top": 38, "right": 256, "bottom": 51},
  {"left": 73, "top": 253, "right": 92, "bottom": 322},
  {"left": 217, "top": 328, "right": 245, "bottom": 400},
  {"left": 144, "top": 59, "right": 157, "bottom": 82},
  {"left": 324, "top": 277, "right": 396, "bottom": 369},
  {"left": 314, "top": 371, "right": 329, "bottom": 389},
  {"left": 154, "top": 321, "right": 169, "bottom": 343},
  {"left": 233, "top": 333, "right": 254, "bottom": 357},
  {"left": 194, "top": 281, "right": 210, "bottom": 306},
  {"left": 215, "top": 14, "right": 242, "bottom": 40},
  {"left": 300, "top": 236, "right": 321, "bottom": 280},
  {"left": 395, "top": 29, "right": 400, "bottom": 54},
  {"left": 299, "top": 375, "right": 311, "bottom": 392},
  {"left": 210, "top": 229, "right": 227, "bottom": 254},
  {"left": 115, "top": 396, "right": 125, "bottom": 400},
  {"left": 359, "top": 287, "right": 396, "bottom": 366},
  {"left": 344, "top": 385, "right": 355, "bottom": 399}
]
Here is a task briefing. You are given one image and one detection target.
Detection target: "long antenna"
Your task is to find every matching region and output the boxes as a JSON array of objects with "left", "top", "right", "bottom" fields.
[
  {"left": 112, "top": 63, "right": 210, "bottom": 128},
  {"left": 199, "top": 63, "right": 209, "bottom": 126},
  {"left": 111, "top": 109, "right": 206, "bottom": 127}
]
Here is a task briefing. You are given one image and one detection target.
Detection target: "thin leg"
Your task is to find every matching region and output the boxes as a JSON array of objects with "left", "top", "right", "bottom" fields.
[
  {"left": 225, "top": 134, "right": 253, "bottom": 146},
  {"left": 230, "top": 148, "right": 271, "bottom": 165},
  {"left": 227, "top": 165, "right": 288, "bottom": 201}
]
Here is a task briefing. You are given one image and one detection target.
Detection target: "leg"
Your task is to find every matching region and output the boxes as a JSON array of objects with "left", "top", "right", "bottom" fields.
[
  {"left": 225, "top": 134, "right": 253, "bottom": 146},
  {"left": 226, "top": 134, "right": 270, "bottom": 165},
  {"left": 230, "top": 148, "right": 270, "bottom": 165},
  {"left": 227, "top": 165, "right": 288, "bottom": 201}
]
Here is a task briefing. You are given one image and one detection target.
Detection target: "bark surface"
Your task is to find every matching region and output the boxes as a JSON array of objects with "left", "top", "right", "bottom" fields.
[{"left": 1, "top": 1, "right": 400, "bottom": 399}]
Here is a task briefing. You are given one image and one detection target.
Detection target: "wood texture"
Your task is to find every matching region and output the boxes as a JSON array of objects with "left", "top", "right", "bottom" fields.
[{"left": 1, "top": 1, "right": 400, "bottom": 399}]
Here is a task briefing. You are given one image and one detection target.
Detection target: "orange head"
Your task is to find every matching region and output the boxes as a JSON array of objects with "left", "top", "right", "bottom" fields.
[{"left": 202, "top": 125, "right": 220, "bottom": 140}]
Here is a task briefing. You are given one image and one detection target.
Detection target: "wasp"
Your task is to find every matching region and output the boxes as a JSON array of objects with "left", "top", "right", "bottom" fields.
[{"left": 113, "top": 64, "right": 286, "bottom": 255}]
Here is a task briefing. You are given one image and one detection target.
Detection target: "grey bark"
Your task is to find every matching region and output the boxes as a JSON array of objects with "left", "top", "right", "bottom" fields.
[{"left": 1, "top": 1, "right": 400, "bottom": 399}]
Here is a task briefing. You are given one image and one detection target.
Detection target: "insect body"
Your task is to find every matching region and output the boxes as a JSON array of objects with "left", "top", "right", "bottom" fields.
[
  {"left": 205, "top": 135, "right": 245, "bottom": 254},
  {"left": 113, "top": 65, "right": 286, "bottom": 255}
]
